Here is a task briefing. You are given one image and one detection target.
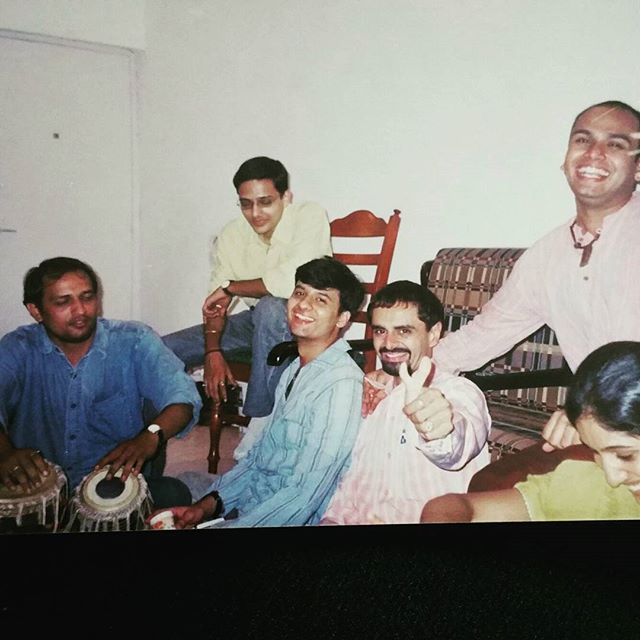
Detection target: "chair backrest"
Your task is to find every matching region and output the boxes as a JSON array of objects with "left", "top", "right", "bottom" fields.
[
  {"left": 330, "top": 209, "right": 401, "bottom": 372},
  {"left": 423, "top": 247, "right": 568, "bottom": 414}
]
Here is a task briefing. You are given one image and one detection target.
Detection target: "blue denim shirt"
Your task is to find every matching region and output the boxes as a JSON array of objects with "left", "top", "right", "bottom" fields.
[
  {"left": 208, "top": 338, "right": 364, "bottom": 527},
  {"left": 0, "top": 319, "right": 201, "bottom": 489}
]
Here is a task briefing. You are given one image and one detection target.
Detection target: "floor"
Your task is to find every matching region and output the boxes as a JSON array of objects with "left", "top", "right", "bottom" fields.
[{"left": 165, "top": 422, "right": 242, "bottom": 478}]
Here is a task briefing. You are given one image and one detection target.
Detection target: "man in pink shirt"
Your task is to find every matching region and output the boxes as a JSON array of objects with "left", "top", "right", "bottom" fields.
[
  {"left": 321, "top": 281, "right": 490, "bottom": 525},
  {"left": 432, "top": 100, "right": 640, "bottom": 450}
]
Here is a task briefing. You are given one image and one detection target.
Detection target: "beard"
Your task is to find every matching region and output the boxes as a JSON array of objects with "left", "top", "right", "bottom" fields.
[
  {"left": 378, "top": 348, "right": 412, "bottom": 377},
  {"left": 52, "top": 316, "right": 98, "bottom": 344}
]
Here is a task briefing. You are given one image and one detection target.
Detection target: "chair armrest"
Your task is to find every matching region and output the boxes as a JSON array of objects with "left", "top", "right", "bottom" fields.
[
  {"left": 464, "top": 365, "right": 573, "bottom": 391},
  {"left": 267, "top": 340, "right": 298, "bottom": 366},
  {"left": 267, "top": 338, "right": 376, "bottom": 367},
  {"left": 345, "top": 339, "right": 374, "bottom": 352}
]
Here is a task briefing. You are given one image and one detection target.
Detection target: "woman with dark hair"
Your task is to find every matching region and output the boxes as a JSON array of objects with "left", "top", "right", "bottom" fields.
[{"left": 421, "top": 341, "right": 640, "bottom": 522}]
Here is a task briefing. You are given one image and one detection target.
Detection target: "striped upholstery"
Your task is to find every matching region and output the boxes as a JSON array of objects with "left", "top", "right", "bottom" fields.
[{"left": 424, "top": 248, "right": 569, "bottom": 458}]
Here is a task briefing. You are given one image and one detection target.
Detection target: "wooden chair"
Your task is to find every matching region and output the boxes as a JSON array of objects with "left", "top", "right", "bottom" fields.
[
  {"left": 206, "top": 208, "right": 402, "bottom": 473},
  {"left": 330, "top": 209, "right": 401, "bottom": 372}
]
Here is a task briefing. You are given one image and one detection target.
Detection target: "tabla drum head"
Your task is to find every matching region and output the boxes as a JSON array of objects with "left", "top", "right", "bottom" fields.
[
  {"left": 66, "top": 467, "right": 151, "bottom": 532},
  {"left": 0, "top": 461, "right": 61, "bottom": 500},
  {"left": 81, "top": 468, "right": 141, "bottom": 513},
  {"left": 0, "top": 461, "right": 67, "bottom": 532}
]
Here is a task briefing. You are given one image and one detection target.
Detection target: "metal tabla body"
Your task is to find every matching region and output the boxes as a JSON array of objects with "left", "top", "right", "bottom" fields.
[
  {"left": 0, "top": 461, "right": 67, "bottom": 533},
  {"left": 66, "top": 467, "right": 153, "bottom": 532}
]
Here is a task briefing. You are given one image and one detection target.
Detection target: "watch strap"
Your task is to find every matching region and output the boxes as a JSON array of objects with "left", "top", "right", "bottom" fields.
[
  {"left": 204, "top": 489, "right": 224, "bottom": 517},
  {"left": 145, "top": 424, "right": 165, "bottom": 456}
]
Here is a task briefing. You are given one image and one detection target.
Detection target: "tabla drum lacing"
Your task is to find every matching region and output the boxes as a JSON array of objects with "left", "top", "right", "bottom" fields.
[
  {"left": 66, "top": 467, "right": 153, "bottom": 532},
  {"left": 0, "top": 462, "right": 67, "bottom": 533}
]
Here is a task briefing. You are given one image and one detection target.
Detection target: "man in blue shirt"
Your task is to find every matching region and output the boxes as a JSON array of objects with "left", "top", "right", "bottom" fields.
[
  {"left": 0, "top": 257, "right": 201, "bottom": 510},
  {"left": 156, "top": 256, "right": 365, "bottom": 528}
]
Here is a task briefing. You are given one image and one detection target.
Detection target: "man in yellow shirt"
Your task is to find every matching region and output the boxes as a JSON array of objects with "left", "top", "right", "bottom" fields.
[{"left": 164, "top": 157, "right": 332, "bottom": 454}]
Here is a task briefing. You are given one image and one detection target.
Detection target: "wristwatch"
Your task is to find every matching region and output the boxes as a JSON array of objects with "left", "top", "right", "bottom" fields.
[
  {"left": 220, "top": 279, "right": 233, "bottom": 297},
  {"left": 146, "top": 423, "right": 165, "bottom": 454}
]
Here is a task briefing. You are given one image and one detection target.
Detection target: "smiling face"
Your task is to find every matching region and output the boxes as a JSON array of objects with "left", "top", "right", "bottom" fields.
[
  {"left": 371, "top": 303, "right": 441, "bottom": 377},
  {"left": 26, "top": 270, "right": 99, "bottom": 350},
  {"left": 563, "top": 106, "right": 640, "bottom": 215},
  {"left": 576, "top": 414, "right": 640, "bottom": 502},
  {"left": 287, "top": 282, "right": 350, "bottom": 345},
  {"left": 237, "top": 178, "right": 291, "bottom": 241}
]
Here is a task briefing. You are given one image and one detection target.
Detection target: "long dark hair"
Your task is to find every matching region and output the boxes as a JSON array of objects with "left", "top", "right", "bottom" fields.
[{"left": 565, "top": 341, "right": 640, "bottom": 436}]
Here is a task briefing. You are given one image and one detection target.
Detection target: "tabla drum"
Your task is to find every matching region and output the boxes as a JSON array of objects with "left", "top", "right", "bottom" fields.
[
  {"left": 66, "top": 468, "right": 153, "bottom": 532},
  {"left": 0, "top": 462, "right": 67, "bottom": 533}
]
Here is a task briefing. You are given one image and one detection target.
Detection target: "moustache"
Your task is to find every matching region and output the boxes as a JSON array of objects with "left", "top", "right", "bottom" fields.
[{"left": 378, "top": 347, "right": 410, "bottom": 355}]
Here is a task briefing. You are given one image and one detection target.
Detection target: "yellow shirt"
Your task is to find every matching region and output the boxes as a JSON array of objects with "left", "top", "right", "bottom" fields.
[
  {"left": 515, "top": 460, "right": 640, "bottom": 521},
  {"left": 209, "top": 201, "right": 332, "bottom": 306}
]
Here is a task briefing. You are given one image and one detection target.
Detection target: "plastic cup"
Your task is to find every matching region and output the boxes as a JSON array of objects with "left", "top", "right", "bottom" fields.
[{"left": 149, "top": 510, "right": 176, "bottom": 530}]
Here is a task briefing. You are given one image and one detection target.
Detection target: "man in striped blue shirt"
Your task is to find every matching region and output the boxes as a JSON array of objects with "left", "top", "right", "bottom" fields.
[{"left": 160, "top": 256, "right": 366, "bottom": 528}]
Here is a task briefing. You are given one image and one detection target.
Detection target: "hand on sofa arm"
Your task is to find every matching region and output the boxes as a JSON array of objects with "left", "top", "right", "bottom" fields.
[{"left": 541, "top": 410, "right": 581, "bottom": 452}]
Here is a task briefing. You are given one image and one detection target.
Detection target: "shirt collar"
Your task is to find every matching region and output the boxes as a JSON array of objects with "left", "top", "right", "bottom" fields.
[
  {"left": 91, "top": 318, "right": 108, "bottom": 356},
  {"left": 295, "top": 337, "right": 353, "bottom": 369},
  {"left": 240, "top": 203, "right": 294, "bottom": 247},
  {"left": 571, "top": 190, "right": 640, "bottom": 238},
  {"left": 269, "top": 203, "right": 294, "bottom": 245}
]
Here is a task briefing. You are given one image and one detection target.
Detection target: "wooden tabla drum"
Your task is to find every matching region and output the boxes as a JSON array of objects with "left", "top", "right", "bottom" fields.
[
  {"left": 66, "top": 468, "right": 153, "bottom": 532},
  {"left": 0, "top": 462, "right": 67, "bottom": 533}
]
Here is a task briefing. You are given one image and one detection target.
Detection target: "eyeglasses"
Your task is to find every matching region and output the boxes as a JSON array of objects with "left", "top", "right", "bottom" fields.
[{"left": 237, "top": 196, "right": 280, "bottom": 212}]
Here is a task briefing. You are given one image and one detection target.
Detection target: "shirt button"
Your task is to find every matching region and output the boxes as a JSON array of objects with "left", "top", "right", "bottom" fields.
[
  {"left": 70, "top": 435, "right": 76, "bottom": 440},
  {"left": 583, "top": 276, "right": 589, "bottom": 281},
  {"left": 70, "top": 403, "right": 77, "bottom": 409}
]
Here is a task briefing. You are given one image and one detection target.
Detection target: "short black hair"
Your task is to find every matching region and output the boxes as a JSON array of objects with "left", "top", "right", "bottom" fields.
[
  {"left": 294, "top": 256, "right": 365, "bottom": 317},
  {"left": 23, "top": 257, "right": 99, "bottom": 309},
  {"left": 232, "top": 156, "right": 289, "bottom": 195},
  {"left": 367, "top": 280, "right": 444, "bottom": 332},
  {"left": 565, "top": 341, "right": 640, "bottom": 436},
  {"left": 571, "top": 100, "right": 640, "bottom": 149}
]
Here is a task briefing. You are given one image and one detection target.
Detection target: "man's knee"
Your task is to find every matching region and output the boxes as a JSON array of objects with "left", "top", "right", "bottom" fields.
[{"left": 252, "top": 296, "right": 288, "bottom": 326}]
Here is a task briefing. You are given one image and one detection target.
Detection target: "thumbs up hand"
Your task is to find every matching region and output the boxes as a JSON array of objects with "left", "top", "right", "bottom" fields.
[
  {"left": 400, "top": 356, "right": 454, "bottom": 441},
  {"left": 398, "top": 356, "right": 432, "bottom": 403}
]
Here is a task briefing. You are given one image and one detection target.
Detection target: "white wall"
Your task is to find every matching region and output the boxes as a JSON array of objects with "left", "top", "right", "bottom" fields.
[
  {"left": 140, "top": 0, "right": 640, "bottom": 334},
  {"left": 0, "top": 0, "right": 145, "bottom": 49},
  {"left": 2, "top": 1, "right": 638, "bottom": 334}
]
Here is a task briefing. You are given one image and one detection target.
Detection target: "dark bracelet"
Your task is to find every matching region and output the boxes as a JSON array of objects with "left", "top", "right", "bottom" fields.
[
  {"left": 204, "top": 489, "right": 224, "bottom": 517},
  {"left": 204, "top": 348, "right": 223, "bottom": 355}
]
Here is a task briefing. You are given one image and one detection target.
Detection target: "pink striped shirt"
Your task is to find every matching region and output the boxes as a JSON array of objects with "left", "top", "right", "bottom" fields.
[
  {"left": 434, "top": 192, "right": 640, "bottom": 375},
  {"left": 321, "top": 370, "right": 490, "bottom": 525}
]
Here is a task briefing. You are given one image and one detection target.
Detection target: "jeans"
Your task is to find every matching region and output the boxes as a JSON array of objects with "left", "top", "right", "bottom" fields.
[{"left": 163, "top": 296, "right": 292, "bottom": 417}]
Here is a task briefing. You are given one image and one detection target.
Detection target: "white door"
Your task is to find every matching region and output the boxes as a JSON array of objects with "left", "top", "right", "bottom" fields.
[{"left": 0, "top": 34, "right": 136, "bottom": 337}]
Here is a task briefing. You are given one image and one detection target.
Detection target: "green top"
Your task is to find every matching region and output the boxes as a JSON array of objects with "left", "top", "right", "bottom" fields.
[{"left": 515, "top": 459, "right": 640, "bottom": 521}]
